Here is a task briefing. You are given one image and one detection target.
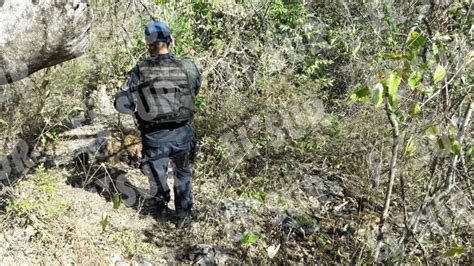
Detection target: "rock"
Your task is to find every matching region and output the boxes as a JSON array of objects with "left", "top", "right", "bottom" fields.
[
  {"left": 93, "top": 84, "right": 117, "bottom": 117},
  {"left": 46, "top": 124, "right": 110, "bottom": 166},
  {"left": 115, "top": 260, "right": 129, "bottom": 266},
  {"left": 110, "top": 254, "right": 121, "bottom": 264},
  {"left": 0, "top": 0, "right": 92, "bottom": 85},
  {"left": 280, "top": 211, "right": 320, "bottom": 240},
  {"left": 221, "top": 199, "right": 261, "bottom": 220},
  {"left": 138, "top": 260, "right": 152, "bottom": 266},
  {"left": 267, "top": 244, "right": 280, "bottom": 259},
  {"left": 181, "top": 244, "right": 234, "bottom": 265}
]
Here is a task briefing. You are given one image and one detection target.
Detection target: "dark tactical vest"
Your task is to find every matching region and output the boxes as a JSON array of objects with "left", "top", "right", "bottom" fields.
[{"left": 135, "top": 58, "right": 198, "bottom": 128}]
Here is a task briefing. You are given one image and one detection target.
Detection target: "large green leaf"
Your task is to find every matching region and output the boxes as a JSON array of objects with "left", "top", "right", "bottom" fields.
[
  {"left": 388, "top": 72, "right": 401, "bottom": 96},
  {"left": 408, "top": 71, "right": 422, "bottom": 89},
  {"left": 433, "top": 64, "right": 446, "bottom": 84},
  {"left": 405, "top": 31, "right": 427, "bottom": 60},
  {"left": 350, "top": 85, "right": 371, "bottom": 103},
  {"left": 388, "top": 72, "right": 401, "bottom": 107},
  {"left": 372, "top": 83, "right": 384, "bottom": 108}
]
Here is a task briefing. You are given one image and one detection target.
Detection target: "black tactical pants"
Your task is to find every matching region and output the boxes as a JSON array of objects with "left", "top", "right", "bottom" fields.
[{"left": 140, "top": 123, "right": 194, "bottom": 211}]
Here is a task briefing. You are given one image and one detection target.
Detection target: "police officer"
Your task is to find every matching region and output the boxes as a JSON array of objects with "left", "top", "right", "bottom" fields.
[{"left": 114, "top": 20, "right": 201, "bottom": 226}]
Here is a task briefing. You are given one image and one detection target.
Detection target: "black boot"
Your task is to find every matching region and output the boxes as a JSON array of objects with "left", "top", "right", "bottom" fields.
[
  {"left": 143, "top": 198, "right": 172, "bottom": 220},
  {"left": 155, "top": 204, "right": 174, "bottom": 220},
  {"left": 174, "top": 207, "right": 197, "bottom": 228}
]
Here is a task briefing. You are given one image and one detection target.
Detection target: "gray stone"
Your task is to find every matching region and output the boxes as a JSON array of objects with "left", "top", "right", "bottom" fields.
[
  {"left": 0, "top": 0, "right": 92, "bottom": 85},
  {"left": 138, "top": 261, "right": 152, "bottom": 266},
  {"left": 181, "top": 244, "right": 235, "bottom": 265}
]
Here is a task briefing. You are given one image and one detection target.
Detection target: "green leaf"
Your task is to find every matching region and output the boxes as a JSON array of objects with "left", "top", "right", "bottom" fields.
[
  {"left": 113, "top": 193, "right": 122, "bottom": 210},
  {"left": 408, "top": 71, "right": 422, "bottom": 89},
  {"left": 405, "top": 31, "right": 427, "bottom": 60},
  {"left": 467, "top": 146, "right": 474, "bottom": 155},
  {"left": 409, "top": 102, "right": 421, "bottom": 116},
  {"left": 388, "top": 72, "right": 401, "bottom": 97},
  {"left": 404, "top": 136, "right": 416, "bottom": 157},
  {"left": 451, "top": 140, "right": 461, "bottom": 156},
  {"left": 437, "top": 138, "right": 445, "bottom": 150},
  {"left": 372, "top": 83, "right": 384, "bottom": 108},
  {"left": 377, "top": 53, "right": 383, "bottom": 64},
  {"left": 350, "top": 86, "right": 370, "bottom": 103},
  {"left": 422, "top": 86, "right": 434, "bottom": 96},
  {"left": 100, "top": 213, "right": 110, "bottom": 232},
  {"left": 386, "top": 108, "right": 396, "bottom": 117},
  {"left": 425, "top": 125, "right": 439, "bottom": 139},
  {"left": 241, "top": 232, "right": 260, "bottom": 245},
  {"left": 0, "top": 118, "right": 6, "bottom": 125},
  {"left": 252, "top": 192, "right": 265, "bottom": 203},
  {"left": 447, "top": 125, "right": 458, "bottom": 139},
  {"left": 433, "top": 64, "right": 446, "bottom": 84},
  {"left": 468, "top": 146, "right": 474, "bottom": 163},
  {"left": 445, "top": 243, "right": 466, "bottom": 257},
  {"left": 195, "top": 95, "right": 205, "bottom": 108},
  {"left": 388, "top": 93, "right": 398, "bottom": 108},
  {"left": 388, "top": 72, "right": 401, "bottom": 107}
]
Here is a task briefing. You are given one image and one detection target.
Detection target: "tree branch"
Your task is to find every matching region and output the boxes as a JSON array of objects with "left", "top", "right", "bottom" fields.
[{"left": 374, "top": 96, "right": 401, "bottom": 261}]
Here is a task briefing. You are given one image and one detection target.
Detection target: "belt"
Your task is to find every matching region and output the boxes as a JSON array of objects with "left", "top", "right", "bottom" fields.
[{"left": 139, "top": 121, "right": 188, "bottom": 134}]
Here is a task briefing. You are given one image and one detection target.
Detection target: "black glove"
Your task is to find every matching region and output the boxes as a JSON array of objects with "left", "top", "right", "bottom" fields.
[{"left": 189, "top": 137, "right": 201, "bottom": 164}]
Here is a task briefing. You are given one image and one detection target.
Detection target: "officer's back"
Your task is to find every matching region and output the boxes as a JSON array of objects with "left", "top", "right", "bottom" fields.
[{"left": 114, "top": 20, "right": 201, "bottom": 227}]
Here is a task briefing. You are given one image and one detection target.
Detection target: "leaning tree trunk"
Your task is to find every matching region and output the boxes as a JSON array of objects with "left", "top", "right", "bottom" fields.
[{"left": 0, "top": 0, "right": 92, "bottom": 85}]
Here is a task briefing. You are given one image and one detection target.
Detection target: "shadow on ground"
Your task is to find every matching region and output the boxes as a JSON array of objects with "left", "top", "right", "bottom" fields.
[{"left": 66, "top": 158, "right": 159, "bottom": 217}]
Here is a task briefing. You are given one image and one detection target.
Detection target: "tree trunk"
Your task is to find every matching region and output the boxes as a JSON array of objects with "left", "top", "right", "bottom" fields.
[{"left": 0, "top": 0, "right": 92, "bottom": 85}]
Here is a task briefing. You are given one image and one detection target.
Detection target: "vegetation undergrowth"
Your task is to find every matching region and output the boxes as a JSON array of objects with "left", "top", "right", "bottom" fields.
[{"left": 0, "top": 0, "right": 472, "bottom": 264}]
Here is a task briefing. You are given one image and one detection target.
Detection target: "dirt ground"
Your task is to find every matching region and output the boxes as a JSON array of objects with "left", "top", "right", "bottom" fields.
[{"left": 0, "top": 122, "right": 375, "bottom": 264}]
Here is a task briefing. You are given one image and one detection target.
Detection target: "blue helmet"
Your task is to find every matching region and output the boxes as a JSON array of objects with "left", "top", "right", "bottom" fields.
[{"left": 144, "top": 20, "right": 172, "bottom": 45}]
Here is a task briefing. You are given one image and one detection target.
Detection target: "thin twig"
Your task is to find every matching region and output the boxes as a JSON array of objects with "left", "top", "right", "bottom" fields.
[
  {"left": 374, "top": 94, "right": 401, "bottom": 261},
  {"left": 447, "top": 101, "right": 473, "bottom": 186}
]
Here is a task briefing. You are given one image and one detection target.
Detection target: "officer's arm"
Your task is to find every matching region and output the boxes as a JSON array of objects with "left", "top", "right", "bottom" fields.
[
  {"left": 194, "top": 63, "right": 202, "bottom": 96},
  {"left": 114, "top": 66, "right": 140, "bottom": 115}
]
